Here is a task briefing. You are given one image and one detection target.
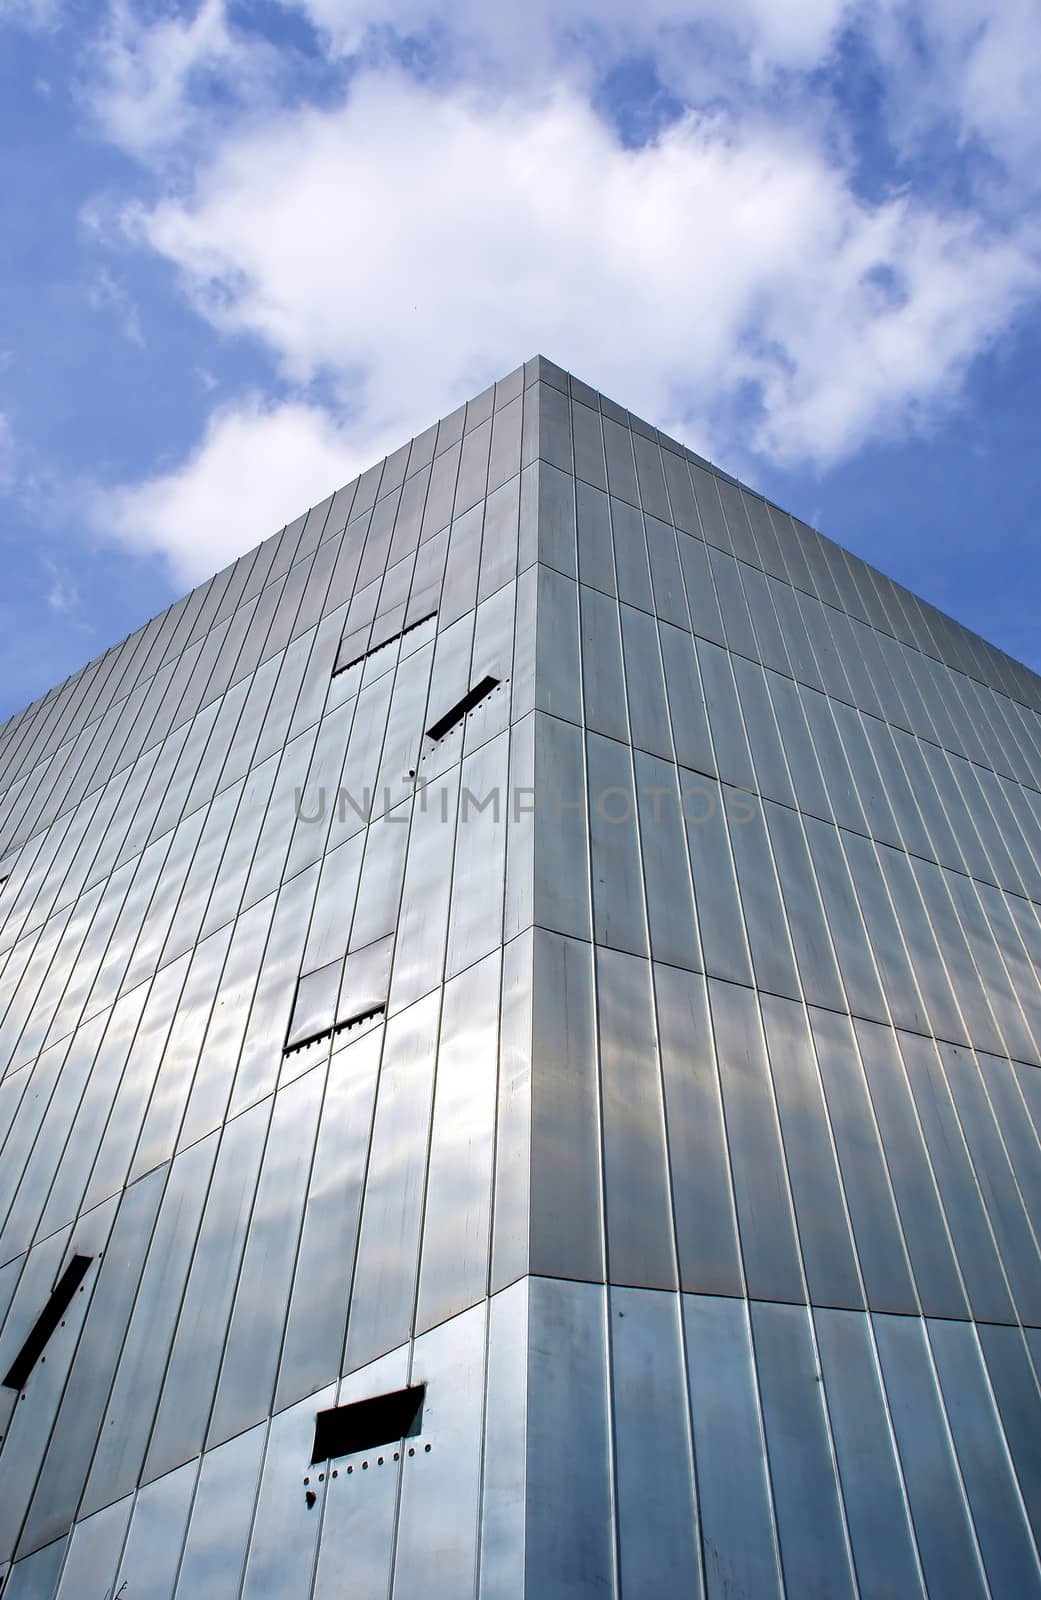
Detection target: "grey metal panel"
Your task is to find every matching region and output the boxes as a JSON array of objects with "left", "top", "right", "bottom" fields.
[
  {"left": 35, "top": 985, "right": 150, "bottom": 1245},
  {"left": 620, "top": 603, "right": 673, "bottom": 760},
  {"left": 813, "top": 1307, "right": 925, "bottom": 1599},
  {"left": 207, "top": 1066, "right": 324, "bottom": 1448},
  {"left": 610, "top": 1285, "right": 700, "bottom": 1597},
  {"left": 535, "top": 379, "right": 572, "bottom": 474},
  {"left": 728, "top": 795, "right": 801, "bottom": 1000},
  {"left": 873, "top": 1313, "right": 989, "bottom": 1599},
  {"left": 571, "top": 399, "right": 607, "bottom": 491},
  {"left": 528, "top": 931, "right": 603, "bottom": 1284},
  {"left": 580, "top": 584, "right": 628, "bottom": 744},
  {"left": 842, "top": 832, "right": 928, "bottom": 1035},
  {"left": 129, "top": 921, "right": 234, "bottom": 1182},
  {"left": 634, "top": 753, "right": 699, "bottom": 971},
  {"left": 631, "top": 431, "right": 672, "bottom": 523},
  {"left": 388, "top": 765, "right": 459, "bottom": 1014},
  {"left": 275, "top": 1025, "right": 382, "bottom": 1412},
  {"left": 697, "top": 638, "right": 756, "bottom": 791},
  {"left": 312, "top": 1346, "right": 406, "bottom": 1600},
  {"left": 143, "top": 1099, "right": 269, "bottom": 1482},
  {"left": 802, "top": 817, "right": 888, "bottom": 1022},
  {"left": 876, "top": 851, "right": 965, "bottom": 1049},
  {"left": 710, "top": 978, "right": 804, "bottom": 1302},
  {"left": 529, "top": 712, "right": 590, "bottom": 943},
  {"left": 731, "top": 655, "right": 795, "bottom": 808},
  {"left": 345, "top": 990, "right": 440, "bottom": 1371},
  {"left": 933, "top": 1036, "right": 1041, "bottom": 1324},
  {"left": 534, "top": 565, "right": 581, "bottom": 726},
  {"left": 3, "top": 1539, "right": 67, "bottom": 1599},
  {"left": 683, "top": 1292, "right": 782, "bottom": 1600},
  {"left": 480, "top": 475, "right": 521, "bottom": 602},
  {"left": 928, "top": 1317, "right": 1041, "bottom": 1595},
  {"left": 490, "top": 932, "right": 531, "bottom": 1293},
  {"left": 644, "top": 513, "right": 688, "bottom": 627},
  {"left": 709, "top": 548, "right": 759, "bottom": 662},
  {"left": 478, "top": 1278, "right": 527, "bottom": 1600},
  {"left": 586, "top": 730, "right": 647, "bottom": 958},
  {"left": 417, "top": 950, "right": 500, "bottom": 1332},
  {"left": 238, "top": 1382, "right": 336, "bottom": 1600},
  {"left": 610, "top": 497, "right": 653, "bottom": 611},
  {"left": 576, "top": 480, "right": 614, "bottom": 592},
  {"left": 175, "top": 890, "right": 277, "bottom": 1151},
  {"left": 53, "top": 1495, "right": 132, "bottom": 1600},
  {"left": 855, "top": 1018, "right": 968, "bottom": 1318},
  {"left": 596, "top": 946, "right": 675, "bottom": 1290},
  {"left": 676, "top": 535, "right": 725, "bottom": 648},
  {"left": 0, "top": 1030, "right": 89, "bottom": 1261},
  {"left": 446, "top": 730, "right": 509, "bottom": 977},
  {"left": 760, "top": 994, "right": 863, "bottom": 1308},
  {"left": 654, "top": 963, "right": 742, "bottom": 1296},
  {"left": 751, "top": 1300, "right": 857, "bottom": 1598},
  {"left": 18, "top": 1162, "right": 166, "bottom": 1556},
  {"left": 897, "top": 1024, "right": 1018, "bottom": 1306},
  {"left": 393, "top": 1300, "right": 486, "bottom": 1599},
  {"left": 808, "top": 1007, "right": 918, "bottom": 1314},
  {"left": 173, "top": 1422, "right": 266, "bottom": 1600},
  {"left": 80, "top": 1131, "right": 219, "bottom": 1518},
  {"left": 660, "top": 446, "right": 699, "bottom": 536},
  {"left": 682, "top": 773, "right": 752, "bottom": 986},
  {"left": 526, "top": 1276, "right": 615, "bottom": 1599},
  {"left": 659, "top": 623, "right": 715, "bottom": 776},
  {"left": 764, "top": 803, "right": 846, "bottom": 1011}
]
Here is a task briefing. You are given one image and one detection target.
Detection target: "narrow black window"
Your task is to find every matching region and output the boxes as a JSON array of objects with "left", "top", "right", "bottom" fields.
[
  {"left": 311, "top": 1385, "right": 426, "bottom": 1464},
  {"left": 3, "top": 1255, "right": 92, "bottom": 1390},
  {"left": 426, "top": 675, "right": 500, "bottom": 743},
  {"left": 333, "top": 612, "right": 437, "bottom": 677}
]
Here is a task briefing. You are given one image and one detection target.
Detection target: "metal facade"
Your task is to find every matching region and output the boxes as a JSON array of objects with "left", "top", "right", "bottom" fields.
[{"left": 1, "top": 355, "right": 1041, "bottom": 1595}]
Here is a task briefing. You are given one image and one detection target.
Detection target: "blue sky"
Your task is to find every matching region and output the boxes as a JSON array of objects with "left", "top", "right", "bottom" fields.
[{"left": 0, "top": 0, "right": 1039, "bottom": 718}]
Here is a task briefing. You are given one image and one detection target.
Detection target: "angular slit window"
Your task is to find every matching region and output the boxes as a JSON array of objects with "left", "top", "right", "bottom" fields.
[
  {"left": 284, "top": 953, "right": 389, "bottom": 1055},
  {"left": 425, "top": 675, "right": 501, "bottom": 743},
  {"left": 3, "top": 1255, "right": 92, "bottom": 1390},
  {"left": 311, "top": 1384, "right": 426, "bottom": 1463},
  {"left": 333, "top": 611, "right": 437, "bottom": 677}
]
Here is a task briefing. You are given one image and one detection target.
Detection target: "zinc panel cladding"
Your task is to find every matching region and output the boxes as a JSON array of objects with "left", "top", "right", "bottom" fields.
[{"left": 0, "top": 361, "right": 1041, "bottom": 1595}]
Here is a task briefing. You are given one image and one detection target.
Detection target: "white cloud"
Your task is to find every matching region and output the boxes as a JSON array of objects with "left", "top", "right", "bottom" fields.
[
  {"left": 87, "top": 0, "right": 277, "bottom": 158},
  {"left": 44, "top": 559, "right": 79, "bottom": 615},
  {"left": 0, "top": 0, "right": 58, "bottom": 29},
  {"left": 285, "top": 0, "right": 853, "bottom": 77},
  {"left": 93, "top": 394, "right": 395, "bottom": 584},
  {"left": 80, "top": 1, "right": 1041, "bottom": 581},
  {"left": 120, "top": 73, "right": 1039, "bottom": 457},
  {"left": 87, "top": 267, "right": 144, "bottom": 346}
]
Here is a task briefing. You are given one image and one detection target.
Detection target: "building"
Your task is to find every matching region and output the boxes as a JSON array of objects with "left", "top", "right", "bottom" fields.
[{"left": 1, "top": 355, "right": 1041, "bottom": 1597}]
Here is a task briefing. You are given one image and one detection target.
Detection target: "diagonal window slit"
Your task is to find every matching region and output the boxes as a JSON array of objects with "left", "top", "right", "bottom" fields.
[
  {"left": 311, "top": 1385, "right": 426, "bottom": 1464},
  {"left": 425, "top": 675, "right": 500, "bottom": 743},
  {"left": 284, "top": 1003, "right": 386, "bottom": 1057},
  {"left": 333, "top": 612, "right": 437, "bottom": 677},
  {"left": 3, "top": 1255, "right": 93, "bottom": 1390}
]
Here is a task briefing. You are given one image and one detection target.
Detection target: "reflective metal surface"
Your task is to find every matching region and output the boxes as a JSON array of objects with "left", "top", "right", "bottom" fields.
[{"left": 2, "top": 357, "right": 1041, "bottom": 1594}]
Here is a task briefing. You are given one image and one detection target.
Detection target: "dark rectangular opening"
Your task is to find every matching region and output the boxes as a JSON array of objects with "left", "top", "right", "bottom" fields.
[
  {"left": 3, "top": 1255, "right": 92, "bottom": 1390},
  {"left": 283, "top": 1002, "right": 386, "bottom": 1057},
  {"left": 333, "top": 612, "right": 437, "bottom": 677},
  {"left": 311, "top": 1384, "right": 426, "bottom": 1463},
  {"left": 425, "top": 675, "right": 500, "bottom": 743}
]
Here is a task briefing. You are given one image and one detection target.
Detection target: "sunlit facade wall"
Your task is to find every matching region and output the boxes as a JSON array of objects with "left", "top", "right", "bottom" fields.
[{"left": 1, "top": 356, "right": 1041, "bottom": 1596}]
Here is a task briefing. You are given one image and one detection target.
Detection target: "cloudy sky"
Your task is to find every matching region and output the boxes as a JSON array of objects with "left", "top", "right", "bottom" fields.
[{"left": 0, "top": 0, "right": 1039, "bottom": 717}]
